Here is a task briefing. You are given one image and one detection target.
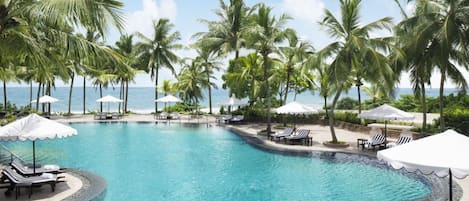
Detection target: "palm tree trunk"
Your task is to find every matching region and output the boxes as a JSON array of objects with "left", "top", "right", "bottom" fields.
[
  {"left": 36, "top": 82, "right": 41, "bottom": 111},
  {"left": 357, "top": 84, "right": 362, "bottom": 113},
  {"left": 125, "top": 79, "right": 129, "bottom": 113},
  {"left": 99, "top": 83, "right": 103, "bottom": 113},
  {"left": 83, "top": 76, "right": 86, "bottom": 115},
  {"left": 154, "top": 67, "right": 159, "bottom": 114},
  {"left": 263, "top": 54, "right": 271, "bottom": 133},
  {"left": 324, "top": 96, "right": 328, "bottom": 116},
  {"left": 329, "top": 88, "right": 342, "bottom": 143},
  {"left": 47, "top": 82, "right": 51, "bottom": 115},
  {"left": 207, "top": 71, "right": 212, "bottom": 114},
  {"left": 29, "top": 81, "right": 32, "bottom": 109},
  {"left": 283, "top": 65, "right": 292, "bottom": 105},
  {"left": 3, "top": 80, "right": 6, "bottom": 111},
  {"left": 41, "top": 83, "right": 45, "bottom": 113},
  {"left": 439, "top": 71, "right": 445, "bottom": 131},
  {"left": 68, "top": 72, "right": 75, "bottom": 115},
  {"left": 420, "top": 80, "right": 427, "bottom": 133},
  {"left": 119, "top": 81, "right": 123, "bottom": 113}
]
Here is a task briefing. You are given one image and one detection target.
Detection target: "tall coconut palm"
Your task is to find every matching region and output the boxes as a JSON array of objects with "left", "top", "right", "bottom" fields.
[
  {"left": 194, "top": 46, "right": 221, "bottom": 114},
  {"left": 397, "top": 0, "right": 469, "bottom": 131},
  {"left": 0, "top": 64, "right": 19, "bottom": 111},
  {"left": 249, "top": 3, "right": 290, "bottom": 133},
  {"left": 279, "top": 30, "right": 313, "bottom": 104},
  {"left": 319, "top": 0, "right": 395, "bottom": 143},
  {"left": 135, "top": 18, "right": 181, "bottom": 114},
  {"left": 195, "top": 0, "right": 253, "bottom": 60},
  {"left": 177, "top": 60, "right": 210, "bottom": 113},
  {"left": 115, "top": 34, "right": 137, "bottom": 113}
]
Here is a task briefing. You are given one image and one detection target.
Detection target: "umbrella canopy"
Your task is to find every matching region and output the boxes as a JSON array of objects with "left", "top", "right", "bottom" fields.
[
  {"left": 274, "top": 101, "right": 319, "bottom": 114},
  {"left": 0, "top": 114, "right": 77, "bottom": 173},
  {"left": 96, "top": 95, "right": 123, "bottom": 103},
  {"left": 30, "top": 95, "right": 59, "bottom": 104},
  {"left": 377, "top": 129, "right": 469, "bottom": 200},
  {"left": 218, "top": 96, "right": 247, "bottom": 107},
  {"left": 357, "top": 104, "right": 414, "bottom": 121},
  {"left": 155, "top": 95, "right": 182, "bottom": 103}
]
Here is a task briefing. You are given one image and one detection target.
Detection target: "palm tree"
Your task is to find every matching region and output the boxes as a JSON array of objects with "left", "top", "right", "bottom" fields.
[
  {"left": 193, "top": 46, "right": 221, "bottom": 114},
  {"left": 115, "top": 34, "right": 137, "bottom": 113},
  {"left": 397, "top": 0, "right": 469, "bottom": 131},
  {"left": 0, "top": 0, "right": 125, "bottom": 73},
  {"left": 177, "top": 60, "right": 210, "bottom": 113},
  {"left": 279, "top": 30, "right": 313, "bottom": 104},
  {"left": 195, "top": 0, "right": 253, "bottom": 60},
  {"left": 319, "top": 0, "right": 395, "bottom": 143},
  {"left": 249, "top": 3, "right": 290, "bottom": 133},
  {"left": 0, "top": 64, "right": 19, "bottom": 111},
  {"left": 135, "top": 18, "right": 181, "bottom": 114}
]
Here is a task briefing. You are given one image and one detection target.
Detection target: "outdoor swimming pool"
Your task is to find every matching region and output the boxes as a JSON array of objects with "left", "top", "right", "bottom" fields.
[{"left": 3, "top": 122, "right": 432, "bottom": 200}]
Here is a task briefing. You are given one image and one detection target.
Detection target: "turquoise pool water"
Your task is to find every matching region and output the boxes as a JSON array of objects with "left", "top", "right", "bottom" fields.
[{"left": 3, "top": 123, "right": 431, "bottom": 200}]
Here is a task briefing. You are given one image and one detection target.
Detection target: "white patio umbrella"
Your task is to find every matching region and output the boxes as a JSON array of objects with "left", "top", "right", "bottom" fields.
[
  {"left": 377, "top": 130, "right": 469, "bottom": 200},
  {"left": 155, "top": 95, "right": 182, "bottom": 103},
  {"left": 155, "top": 94, "right": 183, "bottom": 114},
  {"left": 96, "top": 95, "right": 123, "bottom": 112},
  {"left": 30, "top": 95, "right": 59, "bottom": 104},
  {"left": 218, "top": 96, "right": 247, "bottom": 107},
  {"left": 357, "top": 104, "right": 414, "bottom": 145},
  {"left": 275, "top": 101, "right": 319, "bottom": 127},
  {"left": 275, "top": 101, "right": 319, "bottom": 114},
  {"left": 0, "top": 114, "right": 77, "bottom": 173},
  {"left": 219, "top": 96, "right": 247, "bottom": 113},
  {"left": 31, "top": 95, "right": 59, "bottom": 115}
]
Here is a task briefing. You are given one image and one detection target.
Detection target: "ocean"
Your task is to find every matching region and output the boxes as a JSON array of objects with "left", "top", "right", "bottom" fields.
[{"left": 0, "top": 86, "right": 460, "bottom": 114}]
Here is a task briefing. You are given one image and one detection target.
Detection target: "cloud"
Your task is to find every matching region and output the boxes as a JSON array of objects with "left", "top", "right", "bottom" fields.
[
  {"left": 125, "top": 0, "right": 177, "bottom": 37},
  {"left": 280, "top": 0, "right": 325, "bottom": 23}
]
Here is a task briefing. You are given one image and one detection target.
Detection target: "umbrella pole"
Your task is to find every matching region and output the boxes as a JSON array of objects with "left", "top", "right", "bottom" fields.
[
  {"left": 32, "top": 141, "right": 36, "bottom": 174},
  {"left": 384, "top": 120, "right": 388, "bottom": 147},
  {"left": 449, "top": 169, "right": 453, "bottom": 201}
]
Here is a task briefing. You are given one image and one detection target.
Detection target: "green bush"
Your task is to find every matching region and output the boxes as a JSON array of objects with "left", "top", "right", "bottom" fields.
[
  {"left": 433, "top": 108, "right": 469, "bottom": 135},
  {"left": 333, "top": 111, "right": 364, "bottom": 125},
  {"left": 336, "top": 97, "right": 358, "bottom": 110}
]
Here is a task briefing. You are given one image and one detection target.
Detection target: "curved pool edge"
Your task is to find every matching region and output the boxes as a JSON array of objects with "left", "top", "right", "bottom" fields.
[
  {"left": 62, "top": 169, "right": 107, "bottom": 201},
  {"left": 226, "top": 126, "right": 463, "bottom": 201}
]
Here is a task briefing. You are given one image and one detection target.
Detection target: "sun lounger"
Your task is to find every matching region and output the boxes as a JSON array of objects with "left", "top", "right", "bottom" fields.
[
  {"left": 94, "top": 112, "right": 107, "bottom": 120},
  {"left": 387, "top": 135, "right": 413, "bottom": 148},
  {"left": 284, "top": 129, "right": 312, "bottom": 146},
  {"left": 1, "top": 166, "right": 62, "bottom": 199},
  {"left": 169, "top": 112, "right": 180, "bottom": 120},
  {"left": 111, "top": 112, "right": 121, "bottom": 119},
  {"left": 229, "top": 115, "right": 244, "bottom": 123},
  {"left": 221, "top": 115, "right": 232, "bottom": 123},
  {"left": 358, "top": 133, "right": 386, "bottom": 150},
  {"left": 155, "top": 112, "right": 168, "bottom": 120},
  {"left": 11, "top": 159, "right": 63, "bottom": 176},
  {"left": 269, "top": 127, "right": 295, "bottom": 140}
]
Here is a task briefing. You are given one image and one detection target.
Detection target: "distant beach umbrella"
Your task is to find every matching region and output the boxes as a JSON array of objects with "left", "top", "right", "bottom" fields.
[
  {"left": 358, "top": 104, "right": 414, "bottom": 146},
  {"left": 31, "top": 95, "right": 59, "bottom": 115},
  {"left": 378, "top": 130, "right": 469, "bottom": 200},
  {"left": 155, "top": 95, "right": 182, "bottom": 103},
  {"left": 96, "top": 95, "right": 123, "bottom": 112},
  {"left": 0, "top": 114, "right": 77, "bottom": 173},
  {"left": 274, "top": 101, "right": 319, "bottom": 115},
  {"left": 275, "top": 101, "right": 319, "bottom": 127},
  {"left": 30, "top": 95, "right": 59, "bottom": 104},
  {"left": 155, "top": 95, "right": 182, "bottom": 112},
  {"left": 218, "top": 96, "right": 247, "bottom": 107}
]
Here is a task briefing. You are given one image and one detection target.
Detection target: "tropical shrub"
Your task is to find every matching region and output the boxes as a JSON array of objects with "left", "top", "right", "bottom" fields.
[
  {"left": 336, "top": 97, "right": 358, "bottom": 110},
  {"left": 434, "top": 109, "right": 469, "bottom": 135}
]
